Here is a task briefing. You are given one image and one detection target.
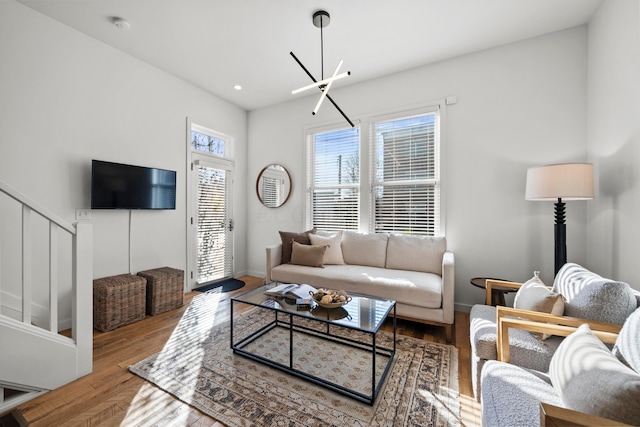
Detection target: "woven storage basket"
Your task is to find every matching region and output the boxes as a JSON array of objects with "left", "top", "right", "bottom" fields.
[
  {"left": 93, "top": 274, "right": 146, "bottom": 332},
  {"left": 137, "top": 267, "right": 184, "bottom": 315}
]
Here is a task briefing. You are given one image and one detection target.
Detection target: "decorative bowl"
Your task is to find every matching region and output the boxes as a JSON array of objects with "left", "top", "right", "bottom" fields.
[{"left": 309, "top": 289, "right": 351, "bottom": 309}]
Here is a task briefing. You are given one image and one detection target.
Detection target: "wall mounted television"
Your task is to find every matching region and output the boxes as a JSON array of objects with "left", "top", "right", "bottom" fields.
[{"left": 91, "top": 160, "right": 177, "bottom": 210}]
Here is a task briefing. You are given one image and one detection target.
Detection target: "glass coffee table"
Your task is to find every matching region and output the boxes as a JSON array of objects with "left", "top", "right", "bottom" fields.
[{"left": 230, "top": 283, "right": 396, "bottom": 405}]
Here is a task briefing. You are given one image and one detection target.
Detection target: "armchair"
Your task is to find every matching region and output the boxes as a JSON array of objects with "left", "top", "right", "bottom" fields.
[
  {"left": 470, "top": 263, "right": 639, "bottom": 400},
  {"left": 480, "top": 306, "right": 640, "bottom": 427}
]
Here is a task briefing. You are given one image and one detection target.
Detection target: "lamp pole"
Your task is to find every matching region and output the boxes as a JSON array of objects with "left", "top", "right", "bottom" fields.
[{"left": 554, "top": 198, "right": 567, "bottom": 275}]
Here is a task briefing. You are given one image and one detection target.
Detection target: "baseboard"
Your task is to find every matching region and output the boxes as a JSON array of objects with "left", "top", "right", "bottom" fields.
[{"left": 454, "top": 302, "right": 473, "bottom": 313}]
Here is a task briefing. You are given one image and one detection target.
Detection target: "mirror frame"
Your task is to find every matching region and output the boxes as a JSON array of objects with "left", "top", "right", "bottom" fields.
[{"left": 256, "top": 164, "right": 292, "bottom": 208}]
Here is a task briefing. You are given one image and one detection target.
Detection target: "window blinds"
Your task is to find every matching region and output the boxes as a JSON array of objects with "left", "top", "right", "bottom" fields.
[
  {"left": 307, "top": 126, "right": 360, "bottom": 231},
  {"left": 372, "top": 112, "right": 440, "bottom": 235}
]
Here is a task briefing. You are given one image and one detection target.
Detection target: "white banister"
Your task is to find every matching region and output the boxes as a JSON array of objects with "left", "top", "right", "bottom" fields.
[
  {"left": 0, "top": 178, "right": 93, "bottom": 394},
  {"left": 22, "top": 205, "right": 32, "bottom": 325},
  {"left": 73, "top": 221, "right": 93, "bottom": 376},
  {"left": 49, "top": 222, "right": 59, "bottom": 333}
]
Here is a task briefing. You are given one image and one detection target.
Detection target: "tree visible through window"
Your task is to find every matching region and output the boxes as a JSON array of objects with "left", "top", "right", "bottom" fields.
[
  {"left": 307, "top": 127, "right": 360, "bottom": 231},
  {"left": 373, "top": 113, "right": 439, "bottom": 235},
  {"left": 305, "top": 107, "right": 441, "bottom": 236}
]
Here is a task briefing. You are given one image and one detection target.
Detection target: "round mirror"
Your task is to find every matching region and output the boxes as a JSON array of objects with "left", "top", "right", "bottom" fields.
[{"left": 256, "top": 164, "right": 292, "bottom": 208}]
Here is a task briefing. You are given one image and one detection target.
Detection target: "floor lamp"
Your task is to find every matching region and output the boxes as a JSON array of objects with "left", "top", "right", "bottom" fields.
[{"left": 525, "top": 163, "right": 594, "bottom": 275}]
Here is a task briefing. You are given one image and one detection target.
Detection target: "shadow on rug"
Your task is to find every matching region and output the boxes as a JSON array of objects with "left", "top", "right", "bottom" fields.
[{"left": 129, "top": 292, "right": 461, "bottom": 426}]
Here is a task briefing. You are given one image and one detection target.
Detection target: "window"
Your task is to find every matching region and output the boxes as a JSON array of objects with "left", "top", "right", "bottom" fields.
[
  {"left": 371, "top": 112, "right": 440, "bottom": 235},
  {"left": 305, "top": 126, "right": 360, "bottom": 231},
  {"left": 305, "top": 105, "right": 441, "bottom": 236}
]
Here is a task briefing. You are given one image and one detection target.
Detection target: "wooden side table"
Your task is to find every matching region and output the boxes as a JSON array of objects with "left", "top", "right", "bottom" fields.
[{"left": 470, "top": 277, "right": 517, "bottom": 306}]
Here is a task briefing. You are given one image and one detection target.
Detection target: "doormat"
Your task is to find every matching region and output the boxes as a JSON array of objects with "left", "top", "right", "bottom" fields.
[
  {"left": 129, "top": 291, "right": 461, "bottom": 426},
  {"left": 194, "top": 278, "right": 245, "bottom": 293}
]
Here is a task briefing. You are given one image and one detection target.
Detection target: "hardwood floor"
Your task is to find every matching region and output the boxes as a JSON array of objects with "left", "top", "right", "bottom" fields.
[{"left": 12, "top": 276, "right": 481, "bottom": 426}]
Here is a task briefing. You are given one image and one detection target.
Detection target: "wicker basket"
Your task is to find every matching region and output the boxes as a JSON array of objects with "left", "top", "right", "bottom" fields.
[
  {"left": 93, "top": 274, "right": 146, "bottom": 332},
  {"left": 137, "top": 267, "right": 184, "bottom": 315}
]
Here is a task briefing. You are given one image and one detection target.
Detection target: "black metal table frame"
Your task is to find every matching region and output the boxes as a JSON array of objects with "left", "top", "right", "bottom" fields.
[{"left": 230, "top": 296, "right": 396, "bottom": 406}]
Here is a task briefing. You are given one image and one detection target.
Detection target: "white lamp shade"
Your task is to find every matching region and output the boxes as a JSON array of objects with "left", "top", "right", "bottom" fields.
[{"left": 525, "top": 163, "right": 594, "bottom": 201}]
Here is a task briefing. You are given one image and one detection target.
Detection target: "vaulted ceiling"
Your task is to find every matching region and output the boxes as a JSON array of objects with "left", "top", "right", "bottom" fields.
[{"left": 18, "top": 0, "right": 602, "bottom": 110}]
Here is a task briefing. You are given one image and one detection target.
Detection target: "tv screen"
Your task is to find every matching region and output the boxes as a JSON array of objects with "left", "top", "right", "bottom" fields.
[{"left": 91, "top": 160, "right": 176, "bottom": 210}]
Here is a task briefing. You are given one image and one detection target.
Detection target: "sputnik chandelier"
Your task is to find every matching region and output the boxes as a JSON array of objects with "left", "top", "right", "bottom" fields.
[{"left": 290, "top": 10, "right": 354, "bottom": 127}]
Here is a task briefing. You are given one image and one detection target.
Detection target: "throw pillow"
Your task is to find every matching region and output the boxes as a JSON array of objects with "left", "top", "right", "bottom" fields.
[
  {"left": 549, "top": 324, "right": 640, "bottom": 426},
  {"left": 309, "top": 232, "right": 345, "bottom": 265},
  {"left": 514, "top": 271, "right": 564, "bottom": 340},
  {"left": 290, "top": 241, "right": 326, "bottom": 268},
  {"left": 279, "top": 228, "right": 316, "bottom": 264}
]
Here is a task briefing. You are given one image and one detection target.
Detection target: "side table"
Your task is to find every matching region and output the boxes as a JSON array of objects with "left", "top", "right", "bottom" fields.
[{"left": 470, "top": 277, "right": 517, "bottom": 306}]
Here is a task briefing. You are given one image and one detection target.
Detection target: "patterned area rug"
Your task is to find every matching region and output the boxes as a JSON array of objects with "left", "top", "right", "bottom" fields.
[{"left": 129, "top": 291, "right": 461, "bottom": 426}]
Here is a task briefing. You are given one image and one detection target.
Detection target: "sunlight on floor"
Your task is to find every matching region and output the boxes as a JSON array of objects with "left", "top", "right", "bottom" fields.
[{"left": 120, "top": 290, "right": 223, "bottom": 426}]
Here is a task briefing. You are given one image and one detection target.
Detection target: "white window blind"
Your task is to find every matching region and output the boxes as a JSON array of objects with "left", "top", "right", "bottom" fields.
[
  {"left": 371, "top": 112, "right": 440, "bottom": 235},
  {"left": 306, "top": 126, "right": 360, "bottom": 231},
  {"left": 196, "top": 165, "right": 232, "bottom": 283}
]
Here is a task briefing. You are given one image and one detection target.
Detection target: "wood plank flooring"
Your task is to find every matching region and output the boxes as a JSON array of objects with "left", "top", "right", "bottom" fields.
[{"left": 12, "top": 276, "right": 481, "bottom": 426}]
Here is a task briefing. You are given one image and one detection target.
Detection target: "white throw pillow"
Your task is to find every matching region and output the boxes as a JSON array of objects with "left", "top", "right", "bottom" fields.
[
  {"left": 309, "top": 232, "right": 345, "bottom": 265},
  {"left": 514, "top": 271, "right": 564, "bottom": 340}
]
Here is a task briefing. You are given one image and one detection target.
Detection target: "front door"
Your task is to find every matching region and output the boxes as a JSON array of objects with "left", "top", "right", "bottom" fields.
[{"left": 187, "top": 123, "right": 234, "bottom": 290}]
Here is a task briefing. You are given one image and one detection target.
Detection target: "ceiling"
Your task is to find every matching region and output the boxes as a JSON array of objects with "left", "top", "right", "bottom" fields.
[{"left": 17, "top": 0, "right": 602, "bottom": 111}]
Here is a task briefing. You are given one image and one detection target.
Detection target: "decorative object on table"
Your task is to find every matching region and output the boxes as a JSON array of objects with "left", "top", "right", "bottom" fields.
[
  {"left": 256, "top": 164, "right": 292, "bottom": 208},
  {"left": 310, "top": 288, "right": 351, "bottom": 308},
  {"left": 265, "top": 282, "right": 318, "bottom": 299},
  {"left": 525, "top": 163, "right": 594, "bottom": 275},
  {"left": 290, "top": 10, "right": 354, "bottom": 127},
  {"left": 295, "top": 297, "right": 313, "bottom": 310},
  {"left": 130, "top": 291, "right": 460, "bottom": 426}
]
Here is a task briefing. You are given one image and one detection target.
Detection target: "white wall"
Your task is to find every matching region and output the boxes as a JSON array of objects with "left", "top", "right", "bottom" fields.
[
  {"left": 248, "top": 27, "right": 589, "bottom": 310},
  {"left": 0, "top": 2, "right": 248, "bottom": 327},
  {"left": 587, "top": 0, "right": 640, "bottom": 290}
]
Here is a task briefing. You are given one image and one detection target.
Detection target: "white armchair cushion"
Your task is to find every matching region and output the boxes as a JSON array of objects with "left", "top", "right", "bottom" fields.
[{"left": 549, "top": 324, "right": 640, "bottom": 426}]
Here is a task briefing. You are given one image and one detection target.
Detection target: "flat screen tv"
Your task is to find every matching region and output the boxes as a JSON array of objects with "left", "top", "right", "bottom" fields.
[{"left": 91, "top": 160, "right": 176, "bottom": 210}]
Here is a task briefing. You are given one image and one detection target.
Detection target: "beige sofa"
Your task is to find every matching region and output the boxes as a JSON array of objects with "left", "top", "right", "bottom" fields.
[{"left": 265, "top": 230, "right": 455, "bottom": 341}]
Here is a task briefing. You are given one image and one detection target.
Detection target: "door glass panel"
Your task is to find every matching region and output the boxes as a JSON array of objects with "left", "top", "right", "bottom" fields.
[{"left": 196, "top": 165, "right": 232, "bottom": 284}]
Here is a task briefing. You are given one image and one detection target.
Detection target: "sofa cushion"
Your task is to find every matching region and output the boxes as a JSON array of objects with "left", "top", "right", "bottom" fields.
[
  {"left": 309, "top": 232, "right": 345, "bottom": 265},
  {"left": 270, "top": 264, "right": 442, "bottom": 308},
  {"left": 481, "top": 360, "right": 562, "bottom": 427},
  {"left": 552, "top": 263, "right": 636, "bottom": 324},
  {"left": 279, "top": 228, "right": 316, "bottom": 264},
  {"left": 385, "top": 234, "right": 446, "bottom": 275},
  {"left": 290, "top": 241, "right": 326, "bottom": 268},
  {"left": 613, "top": 307, "right": 640, "bottom": 372},
  {"left": 549, "top": 324, "right": 640, "bottom": 426},
  {"left": 340, "top": 230, "right": 388, "bottom": 268},
  {"left": 469, "top": 304, "right": 562, "bottom": 372}
]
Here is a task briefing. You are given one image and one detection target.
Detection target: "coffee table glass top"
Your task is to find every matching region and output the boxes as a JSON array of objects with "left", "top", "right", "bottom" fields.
[{"left": 232, "top": 283, "right": 395, "bottom": 333}]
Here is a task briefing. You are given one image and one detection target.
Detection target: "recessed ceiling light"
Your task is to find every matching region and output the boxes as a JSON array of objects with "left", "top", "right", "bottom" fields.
[
  {"left": 111, "top": 17, "right": 130, "bottom": 30},
  {"left": 233, "top": 85, "right": 242, "bottom": 90}
]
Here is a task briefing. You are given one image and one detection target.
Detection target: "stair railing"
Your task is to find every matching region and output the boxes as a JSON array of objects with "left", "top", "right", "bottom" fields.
[{"left": 0, "top": 180, "right": 93, "bottom": 377}]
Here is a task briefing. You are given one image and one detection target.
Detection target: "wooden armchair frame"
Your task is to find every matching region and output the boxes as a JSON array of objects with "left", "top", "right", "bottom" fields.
[
  {"left": 495, "top": 306, "right": 621, "bottom": 363},
  {"left": 540, "top": 403, "right": 631, "bottom": 427},
  {"left": 492, "top": 305, "right": 629, "bottom": 426}
]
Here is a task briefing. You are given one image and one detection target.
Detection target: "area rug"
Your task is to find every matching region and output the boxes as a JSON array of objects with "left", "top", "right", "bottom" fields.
[
  {"left": 194, "top": 278, "right": 245, "bottom": 293},
  {"left": 129, "top": 291, "right": 460, "bottom": 426}
]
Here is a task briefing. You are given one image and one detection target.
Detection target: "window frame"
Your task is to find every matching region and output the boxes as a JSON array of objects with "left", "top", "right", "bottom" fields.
[{"left": 304, "top": 101, "right": 445, "bottom": 236}]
